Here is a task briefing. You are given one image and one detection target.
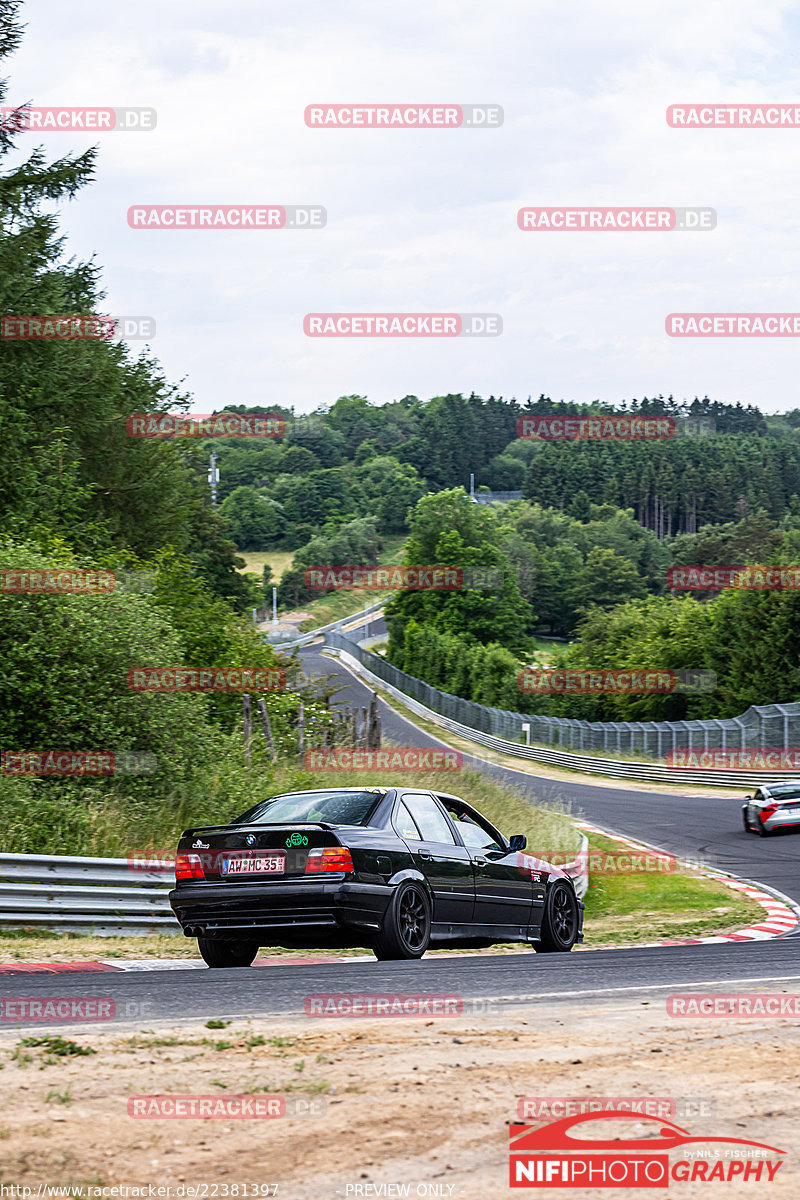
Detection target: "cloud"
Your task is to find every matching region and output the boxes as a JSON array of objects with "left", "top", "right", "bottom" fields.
[{"left": 4, "top": 0, "right": 800, "bottom": 411}]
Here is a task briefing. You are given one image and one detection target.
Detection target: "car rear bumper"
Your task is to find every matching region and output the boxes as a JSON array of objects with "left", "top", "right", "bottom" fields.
[
  {"left": 743, "top": 802, "right": 800, "bottom": 833},
  {"left": 169, "top": 878, "right": 392, "bottom": 940}
]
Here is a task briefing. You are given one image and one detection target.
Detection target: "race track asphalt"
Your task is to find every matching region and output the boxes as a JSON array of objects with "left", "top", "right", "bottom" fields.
[
  {"left": 3, "top": 633, "right": 798, "bottom": 1025},
  {"left": 298, "top": 640, "right": 800, "bottom": 908}
]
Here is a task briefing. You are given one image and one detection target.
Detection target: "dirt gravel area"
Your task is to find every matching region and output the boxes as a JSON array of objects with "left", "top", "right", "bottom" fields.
[{"left": 0, "top": 997, "right": 797, "bottom": 1197}]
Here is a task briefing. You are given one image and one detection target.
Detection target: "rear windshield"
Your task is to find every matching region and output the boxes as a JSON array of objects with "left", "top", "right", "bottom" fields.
[
  {"left": 767, "top": 786, "right": 800, "bottom": 801},
  {"left": 234, "top": 789, "right": 384, "bottom": 827}
]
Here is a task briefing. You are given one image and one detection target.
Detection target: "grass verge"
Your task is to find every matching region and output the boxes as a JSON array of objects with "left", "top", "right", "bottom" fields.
[{"left": 581, "top": 830, "right": 765, "bottom": 946}]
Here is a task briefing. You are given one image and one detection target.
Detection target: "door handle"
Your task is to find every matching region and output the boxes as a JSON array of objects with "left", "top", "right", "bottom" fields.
[
  {"left": 473, "top": 855, "right": 487, "bottom": 865},
  {"left": 418, "top": 849, "right": 432, "bottom": 860}
]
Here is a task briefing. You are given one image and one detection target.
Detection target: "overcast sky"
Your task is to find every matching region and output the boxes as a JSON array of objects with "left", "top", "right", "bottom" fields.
[{"left": 5, "top": 0, "right": 800, "bottom": 414}]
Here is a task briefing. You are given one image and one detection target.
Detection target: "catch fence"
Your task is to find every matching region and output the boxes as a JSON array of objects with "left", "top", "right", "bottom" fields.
[{"left": 325, "top": 633, "right": 800, "bottom": 761}]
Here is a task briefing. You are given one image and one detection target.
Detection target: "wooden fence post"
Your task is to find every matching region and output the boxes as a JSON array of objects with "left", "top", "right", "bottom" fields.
[
  {"left": 243, "top": 693, "right": 252, "bottom": 764},
  {"left": 257, "top": 698, "right": 277, "bottom": 763},
  {"left": 297, "top": 700, "right": 305, "bottom": 767},
  {"left": 368, "top": 692, "right": 381, "bottom": 749}
]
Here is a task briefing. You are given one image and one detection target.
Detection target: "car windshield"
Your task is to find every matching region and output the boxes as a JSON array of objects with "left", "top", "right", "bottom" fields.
[{"left": 233, "top": 789, "right": 384, "bottom": 826}]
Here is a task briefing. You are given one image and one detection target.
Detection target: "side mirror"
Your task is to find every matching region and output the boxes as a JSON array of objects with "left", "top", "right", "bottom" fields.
[
  {"left": 744, "top": 795, "right": 753, "bottom": 803},
  {"left": 508, "top": 834, "right": 527, "bottom": 852}
]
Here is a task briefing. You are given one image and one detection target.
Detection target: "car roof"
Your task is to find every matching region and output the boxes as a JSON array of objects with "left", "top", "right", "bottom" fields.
[
  {"left": 268, "top": 786, "right": 395, "bottom": 796},
  {"left": 762, "top": 780, "right": 800, "bottom": 795}
]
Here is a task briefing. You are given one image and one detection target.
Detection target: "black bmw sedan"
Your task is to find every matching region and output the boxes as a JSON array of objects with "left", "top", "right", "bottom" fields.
[{"left": 169, "top": 785, "right": 584, "bottom": 966}]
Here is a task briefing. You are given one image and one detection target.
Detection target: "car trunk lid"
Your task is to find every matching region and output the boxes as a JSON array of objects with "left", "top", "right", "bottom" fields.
[{"left": 177, "top": 824, "right": 346, "bottom": 881}]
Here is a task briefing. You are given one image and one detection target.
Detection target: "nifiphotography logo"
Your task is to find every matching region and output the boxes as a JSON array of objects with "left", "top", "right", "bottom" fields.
[{"left": 509, "top": 1110, "right": 785, "bottom": 1187}]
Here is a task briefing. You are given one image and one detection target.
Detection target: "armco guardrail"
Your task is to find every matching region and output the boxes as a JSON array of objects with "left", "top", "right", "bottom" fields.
[
  {"left": 0, "top": 841, "right": 587, "bottom": 934},
  {"left": 265, "top": 600, "right": 384, "bottom": 651},
  {"left": 326, "top": 638, "right": 799, "bottom": 788},
  {"left": 0, "top": 853, "right": 179, "bottom": 935}
]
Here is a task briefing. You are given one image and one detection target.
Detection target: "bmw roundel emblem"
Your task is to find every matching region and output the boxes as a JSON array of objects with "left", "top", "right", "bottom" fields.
[{"left": 246, "top": 834, "right": 256, "bottom": 846}]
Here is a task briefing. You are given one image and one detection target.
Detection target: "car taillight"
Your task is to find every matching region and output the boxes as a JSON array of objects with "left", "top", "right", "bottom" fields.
[
  {"left": 760, "top": 804, "right": 778, "bottom": 823},
  {"left": 175, "top": 852, "right": 205, "bottom": 881},
  {"left": 304, "top": 847, "right": 354, "bottom": 874}
]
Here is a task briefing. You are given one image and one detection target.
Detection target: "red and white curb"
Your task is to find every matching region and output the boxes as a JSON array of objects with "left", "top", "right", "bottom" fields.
[
  {"left": 0, "top": 954, "right": 369, "bottom": 975},
  {"left": 577, "top": 820, "right": 800, "bottom": 946}
]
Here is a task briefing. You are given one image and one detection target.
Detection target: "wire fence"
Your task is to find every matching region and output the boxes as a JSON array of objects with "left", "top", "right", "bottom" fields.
[
  {"left": 471, "top": 490, "right": 523, "bottom": 505},
  {"left": 325, "top": 632, "right": 800, "bottom": 760}
]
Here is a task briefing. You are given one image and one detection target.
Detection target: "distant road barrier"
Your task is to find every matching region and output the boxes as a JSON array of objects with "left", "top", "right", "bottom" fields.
[{"left": 264, "top": 600, "right": 385, "bottom": 650}]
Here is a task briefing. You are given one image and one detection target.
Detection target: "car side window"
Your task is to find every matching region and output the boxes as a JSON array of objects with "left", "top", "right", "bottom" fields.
[
  {"left": 403, "top": 794, "right": 456, "bottom": 844},
  {"left": 393, "top": 801, "right": 422, "bottom": 841},
  {"left": 754, "top": 789, "right": 764, "bottom": 803},
  {"left": 456, "top": 819, "right": 503, "bottom": 852},
  {"left": 446, "top": 807, "right": 503, "bottom": 852}
]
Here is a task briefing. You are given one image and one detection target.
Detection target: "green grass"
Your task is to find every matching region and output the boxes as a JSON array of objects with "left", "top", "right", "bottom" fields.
[
  {"left": 581, "top": 831, "right": 764, "bottom": 945},
  {"left": 237, "top": 550, "right": 295, "bottom": 583},
  {"left": 18, "top": 1036, "right": 95, "bottom": 1058},
  {"left": 295, "top": 535, "right": 407, "bottom": 630},
  {"left": 296, "top": 590, "right": 385, "bottom": 632},
  {"left": 530, "top": 636, "right": 570, "bottom": 663},
  {"left": 237, "top": 536, "right": 408, "bottom": 611}
]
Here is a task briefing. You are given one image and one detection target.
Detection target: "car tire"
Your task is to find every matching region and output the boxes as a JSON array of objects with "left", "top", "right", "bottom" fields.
[
  {"left": 535, "top": 880, "right": 579, "bottom": 953},
  {"left": 743, "top": 809, "right": 753, "bottom": 833},
  {"left": 197, "top": 937, "right": 259, "bottom": 968},
  {"left": 373, "top": 881, "right": 431, "bottom": 960},
  {"left": 757, "top": 819, "right": 772, "bottom": 838}
]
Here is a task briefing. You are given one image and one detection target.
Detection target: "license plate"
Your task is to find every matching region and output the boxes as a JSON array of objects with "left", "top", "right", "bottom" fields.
[{"left": 221, "top": 855, "right": 285, "bottom": 876}]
